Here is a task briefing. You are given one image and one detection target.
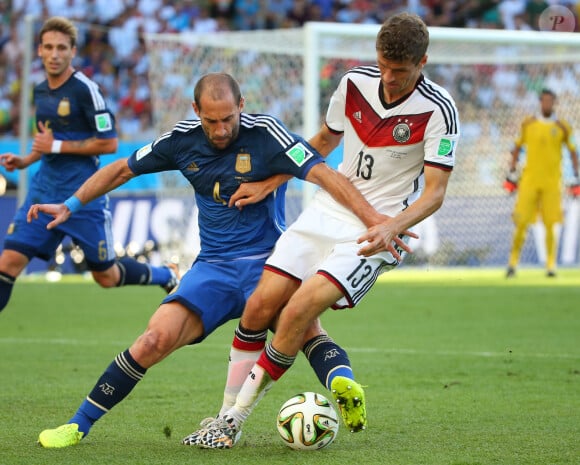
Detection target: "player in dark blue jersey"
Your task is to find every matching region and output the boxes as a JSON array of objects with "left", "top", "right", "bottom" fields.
[
  {"left": 0, "top": 17, "right": 179, "bottom": 314},
  {"left": 30, "top": 72, "right": 389, "bottom": 448}
]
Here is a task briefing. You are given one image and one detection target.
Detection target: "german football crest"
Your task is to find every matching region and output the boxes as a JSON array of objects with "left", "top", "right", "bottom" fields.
[
  {"left": 393, "top": 122, "right": 411, "bottom": 143},
  {"left": 57, "top": 98, "right": 71, "bottom": 117},
  {"left": 236, "top": 153, "right": 251, "bottom": 173}
]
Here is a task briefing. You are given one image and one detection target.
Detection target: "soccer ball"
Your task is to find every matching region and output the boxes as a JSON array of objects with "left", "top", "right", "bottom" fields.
[{"left": 276, "top": 391, "right": 339, "bottom": 450}]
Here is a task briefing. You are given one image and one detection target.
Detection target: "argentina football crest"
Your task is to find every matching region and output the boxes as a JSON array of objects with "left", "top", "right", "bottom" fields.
[
  {"left": 57, "top": 98, "right": 71, "bottom": 117},
  {"left": 236, "top": 152, "right": 251, "bottom": 173}
]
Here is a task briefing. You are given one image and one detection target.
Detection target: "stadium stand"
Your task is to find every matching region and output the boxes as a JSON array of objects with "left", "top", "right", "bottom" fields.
[{"left": 2, "top": 1, "right": 578, "bottom": 143}]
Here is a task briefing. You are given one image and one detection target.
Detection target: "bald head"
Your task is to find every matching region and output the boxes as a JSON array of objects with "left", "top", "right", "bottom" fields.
[
  {"left": 192, "top": 73, "right": 245, "bottom": 150},
  {"left": 194, "top": 73, "right": 242, "bottom": 111}
]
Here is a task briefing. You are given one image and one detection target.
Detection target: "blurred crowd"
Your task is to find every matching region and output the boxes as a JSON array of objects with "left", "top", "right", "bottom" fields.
[{"left": 1, "top": 0, "right": 580, "bottom": 140}]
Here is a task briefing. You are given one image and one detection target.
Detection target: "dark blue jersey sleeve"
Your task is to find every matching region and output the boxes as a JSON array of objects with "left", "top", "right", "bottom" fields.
[
  {"left": 267, "top": 138, "right": 325, "bottom": 180},
  {"left": 74, "top": 73, "right": 117, "bottom": 140},
  {"left": 128, "top": 135, "right": 180, "bottom": 175}
]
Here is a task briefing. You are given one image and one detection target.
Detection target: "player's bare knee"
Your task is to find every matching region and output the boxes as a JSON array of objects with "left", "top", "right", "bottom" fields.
[
  {"left": 134, "top": 328, "right": 174, "bottom": 361},
  {"left": 91, "top": 270, "right": 118, "bottom": 288},
  {"left": 0, "top": 250, "right": 29, "bottom": 278},
  {"left": 244, "top": 292, "right": 279, "bottom": 328},
  {"left": 281, "top": 301, "right": 311, "bottom": 326}
]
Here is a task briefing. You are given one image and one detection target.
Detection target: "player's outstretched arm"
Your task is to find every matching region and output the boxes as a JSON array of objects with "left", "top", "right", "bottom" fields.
[
  {"left": 27, "top": 158, "right": 136, "bottom": 229},
  {"left": 357, "top": 165, "right": 449, "bottom": 257},
  {"left": 0, "top": 150, "right": 43, "bottom": 171},
  {"left": 305, "top": 163, "right": 382, "bottom": 228},
  {"left": 305, "top": 163, "right": 416, "bottom": 260}
]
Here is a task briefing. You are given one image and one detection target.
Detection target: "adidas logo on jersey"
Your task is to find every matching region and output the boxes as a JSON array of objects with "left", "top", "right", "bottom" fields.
[{"left": 352, "top": 111, "right": 362, "bottom": 123}]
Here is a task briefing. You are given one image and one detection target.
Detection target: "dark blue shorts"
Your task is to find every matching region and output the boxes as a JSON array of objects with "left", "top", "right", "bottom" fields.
[
  {"left": 162, "top": 257, "right": 266, "bottom": 343},
  {"left": 3, "top": 200, "right": 116, "bottom": 271}
]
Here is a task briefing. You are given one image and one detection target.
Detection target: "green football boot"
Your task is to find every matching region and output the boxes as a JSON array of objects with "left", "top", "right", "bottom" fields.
[
  {"left": 331, "top": 376, "right": 367, "bottom": 432},
  {"left": 38, "top": 423, "right": 84, "bottom": 448}
]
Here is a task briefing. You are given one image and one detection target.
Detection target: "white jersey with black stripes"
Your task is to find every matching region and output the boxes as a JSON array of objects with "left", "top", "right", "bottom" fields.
[{"left": 314, "top": 65, "right": 460, "bottom": 220}]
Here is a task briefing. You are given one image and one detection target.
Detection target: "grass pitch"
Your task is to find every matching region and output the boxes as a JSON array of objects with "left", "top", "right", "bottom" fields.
[{"left": 1, "top": 268, "right": 578, "bottom": 465}]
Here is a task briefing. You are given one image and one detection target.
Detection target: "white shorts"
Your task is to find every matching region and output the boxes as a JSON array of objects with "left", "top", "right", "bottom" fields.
[{"left": 266, "top": 203, "right": 405, "bottom": 308}]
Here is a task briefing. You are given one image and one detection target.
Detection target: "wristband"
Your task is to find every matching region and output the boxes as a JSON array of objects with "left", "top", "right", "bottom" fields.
[
  {"left": 63, "top": 195, "right": 83, "bottom": 213},
  {"left": 51, "top": 140, "right": 63, "bottom": 153}
]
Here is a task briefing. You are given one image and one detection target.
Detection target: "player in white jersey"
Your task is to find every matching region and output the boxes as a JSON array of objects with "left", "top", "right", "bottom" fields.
[
  {"left": 322, "top": 66, "right": 457, "bottom": 216},
  {"left": 185, "top": 12, "right": 460, "bottom": 448}
]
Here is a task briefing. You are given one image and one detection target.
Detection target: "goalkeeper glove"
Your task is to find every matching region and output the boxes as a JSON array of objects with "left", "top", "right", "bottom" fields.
[
  {"left": 568, "top": 176, "right": 580, "bottom": 197},
  {"left": 503, "top": 170, "right": 518, "bottom": 194}
]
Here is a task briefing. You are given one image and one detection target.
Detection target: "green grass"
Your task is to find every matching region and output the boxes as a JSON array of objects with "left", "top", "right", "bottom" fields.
[{"left": 1, "top": 268, "right": 579, "bottom": 465}]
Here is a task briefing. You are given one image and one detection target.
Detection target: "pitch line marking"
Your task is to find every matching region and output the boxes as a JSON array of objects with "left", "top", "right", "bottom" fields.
[{"left": 0, "top": 337, "right": 578, "bottom": 360}]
